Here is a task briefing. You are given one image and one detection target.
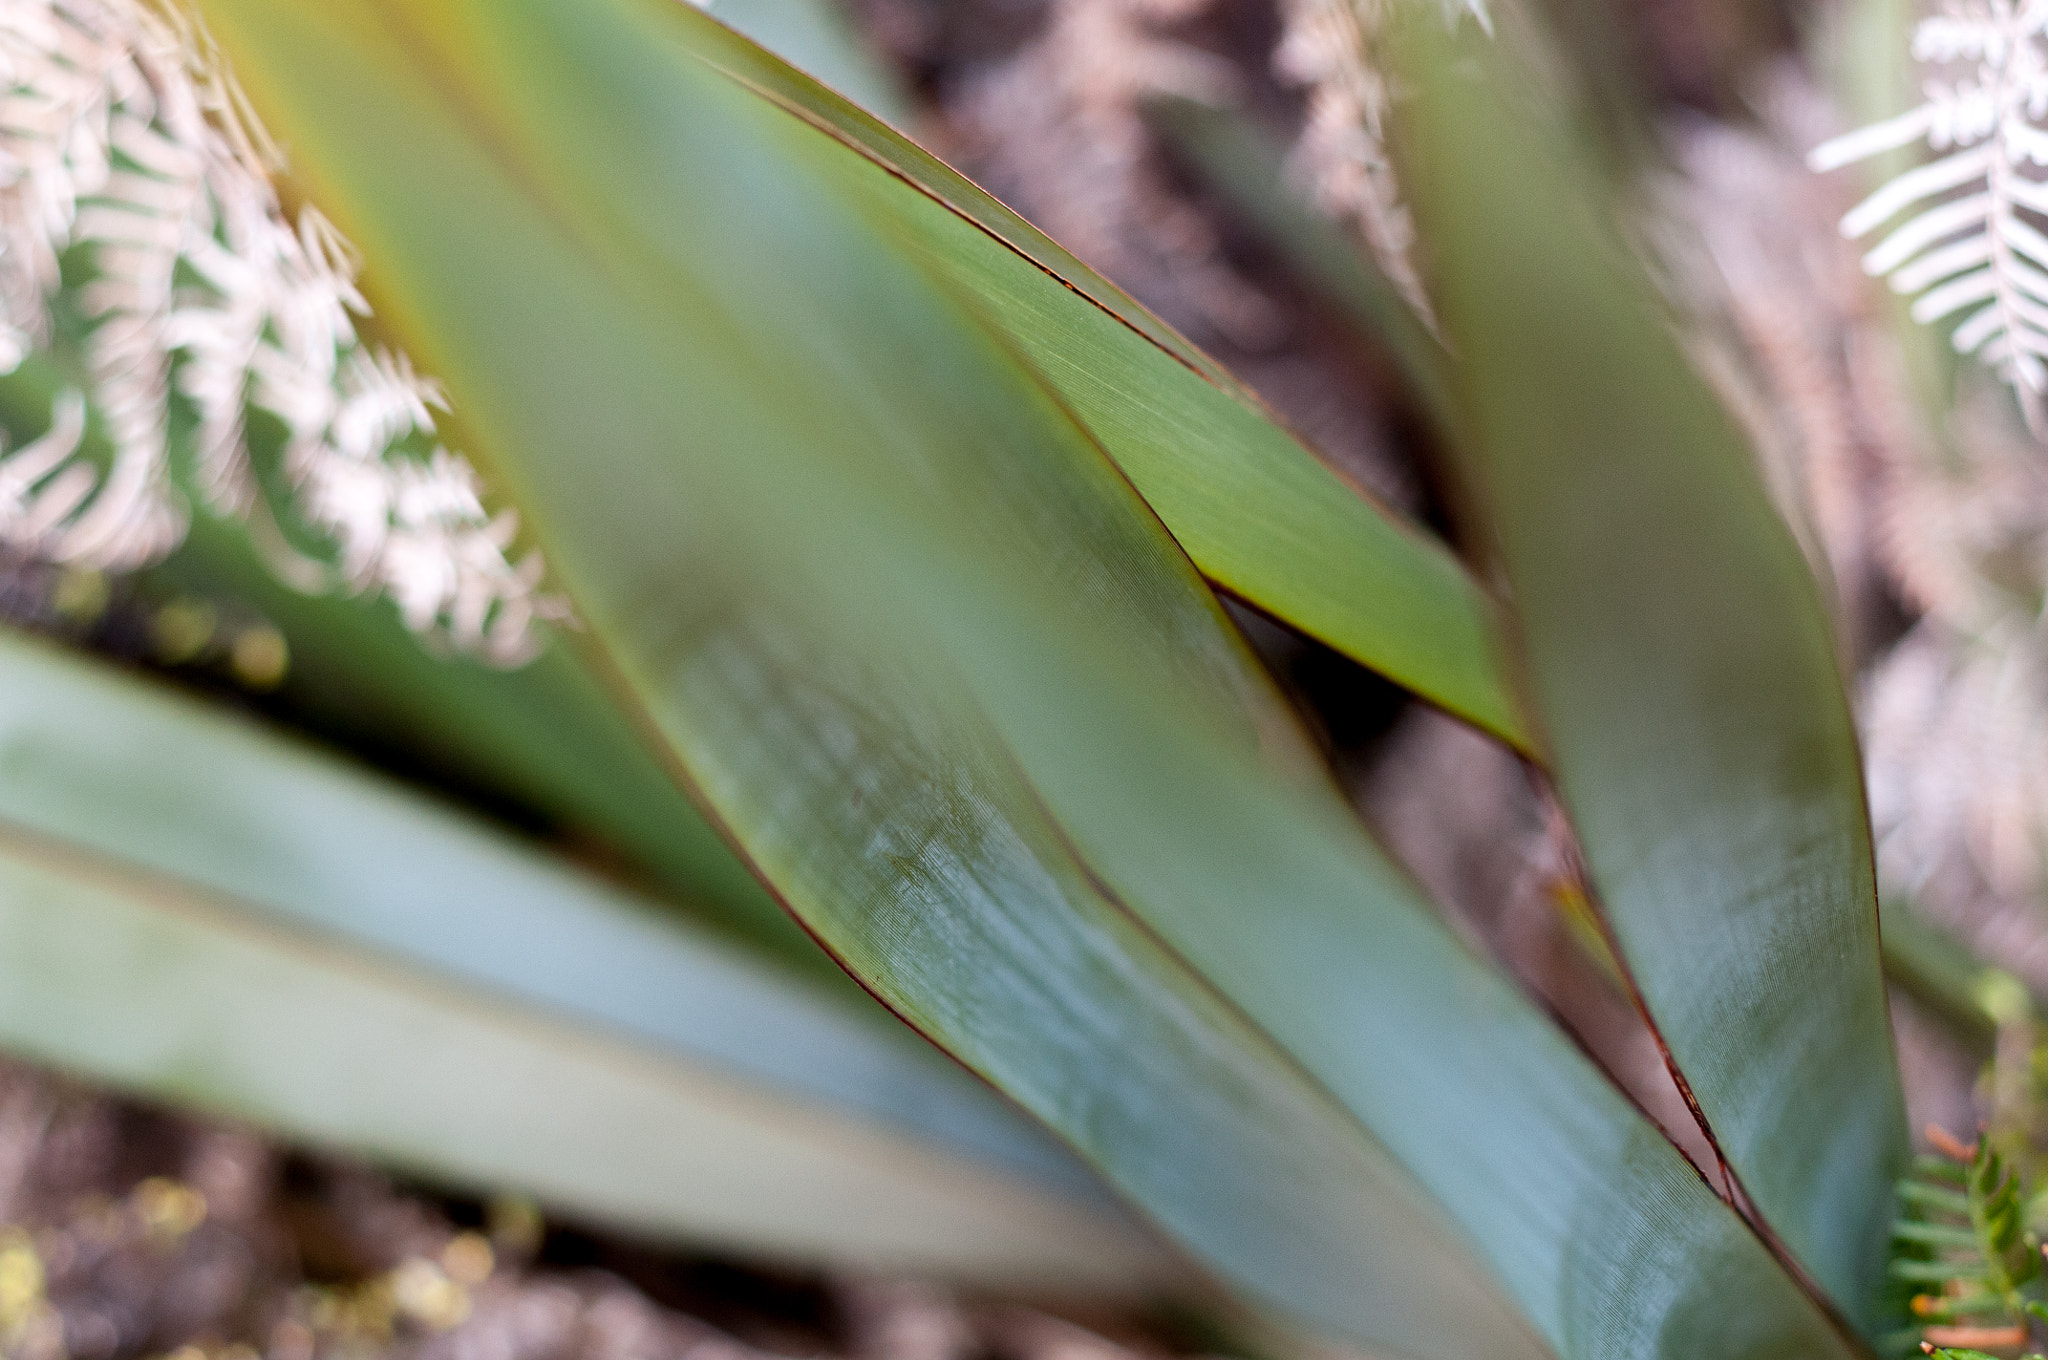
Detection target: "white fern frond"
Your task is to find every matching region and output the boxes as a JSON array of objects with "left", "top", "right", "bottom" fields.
[
  {"left": 0, "top": 0, "right": 568, "bottom": 664},
  {"left": 1274, "top": 0, "right": 1492, "bottom": 331},
  {"left": 1275, "top": 0, "right": 1431, "bottom": 326},
  {"left": 1810, "top": 0, "right": 2048, "bottom": 433}
]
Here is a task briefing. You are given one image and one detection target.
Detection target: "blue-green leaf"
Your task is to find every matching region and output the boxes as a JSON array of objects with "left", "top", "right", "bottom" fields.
[
  {"left": 184, "top": 4, "right": 1869, "bottom": 1355},
  {"left": 1398, "top": 16, "right": 1909, "bottom": 1328},
  {"left": 0, "top": 628, "right": 1155, "bottom": 1282}
]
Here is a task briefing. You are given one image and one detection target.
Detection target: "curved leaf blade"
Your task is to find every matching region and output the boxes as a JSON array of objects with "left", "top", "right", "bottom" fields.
[
  {"left": 153, "top": 512, "right": 834, "bottom": 971},
  {"left": 1, "top": 357, "right": 843, "bottom": 983},
  {"left": 673, "top": 7, "right": 1524, "bottom": 746},
  {"left": 0, "top": 630, "right": 1161, "bottom": 1282},
  {"left": 0, "top": 627, "right": 1095, "bottom": 1198},
  {"left": 1399, "top": 18, "right": 1909, "bottom": 1328},
  {"left": 0, "top": 830, "right": 1158, "bottom": 1282},
  {"left": 192, "top": 3, "right": 1871, "bottom": 1356}
]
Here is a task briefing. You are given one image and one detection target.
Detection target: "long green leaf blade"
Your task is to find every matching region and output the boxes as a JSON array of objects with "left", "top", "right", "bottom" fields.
[
  {"left": 0, "top": 829, "right": 1162, "bottom": 1282},
  {"left": 0, "top": 636, "right": 1160, "bottom": 1281},
  {"left": 1399, "top": 18, "right": 1909, "bottom": 1327},
  {"left": 0, "top": 627, "right": 1094, "bottom": 1196},
  {"left": 191, "top": 3, "right": 1869, "bottom": 1355},
  {"left": 0, "top": 347, "right": 847, "bottom": 989},
  {"left": 672, "top": 7, "right": 1524, "bottom": 745}
]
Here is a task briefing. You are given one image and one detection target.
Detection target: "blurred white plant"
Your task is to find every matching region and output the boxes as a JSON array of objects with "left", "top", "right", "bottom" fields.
[
  {"left": 1274, "top": 0, "right": 1490, "bottom": 331},
  {"left": 959, "top": 0, "right": 1286, "bottom": 348},
  {"left": 0, "top": 0, "right": 566, "bottom": 664},
  {"left": 1808, "top": 0, "right": 2048, "bottom": 433},
  {"left": 1855, "top": 383, "right": 2048, "bottom": 981}
]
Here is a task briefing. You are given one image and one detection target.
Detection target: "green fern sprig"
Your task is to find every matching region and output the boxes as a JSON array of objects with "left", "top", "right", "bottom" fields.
[{"left": 1890, "top": 1132, "right": 2047, "bottom": 1356}]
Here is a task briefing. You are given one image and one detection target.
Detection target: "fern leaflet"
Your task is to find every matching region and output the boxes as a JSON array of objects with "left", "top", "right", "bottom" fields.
[
  {"left": 1810, "top": 0, "right": 2048, "bottom": 433},
  {"left": 1890, "top": 1131, "right": 2048, "bottom": 1355}
]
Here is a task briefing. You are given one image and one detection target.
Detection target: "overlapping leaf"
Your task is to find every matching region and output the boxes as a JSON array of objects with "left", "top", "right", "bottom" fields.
[
  {"left": 183, "top": 2, "right": 1871, "bottom": 1355},
  {"left": 0, "top": 628, "right": 1143, "bottom": 1278},
  {"left": 0, "top": 356, "right": 836, "bottom": 982},
  {"left": 664, "top": 6, "right": 1523, "bottom": 746},
  {"left": 1398, "top": 16, "right": 1909, "bottom": 1329}
]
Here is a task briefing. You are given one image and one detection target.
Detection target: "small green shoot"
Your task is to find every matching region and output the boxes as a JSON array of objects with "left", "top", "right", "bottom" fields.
[{"left": 1891, "top": 1127, "right": 2047, "bottom": 1356}]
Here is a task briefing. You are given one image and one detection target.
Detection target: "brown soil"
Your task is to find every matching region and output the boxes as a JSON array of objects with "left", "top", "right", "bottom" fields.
[{"left": 0, "top": 1058, "right": 1221, "bottom": 1360}]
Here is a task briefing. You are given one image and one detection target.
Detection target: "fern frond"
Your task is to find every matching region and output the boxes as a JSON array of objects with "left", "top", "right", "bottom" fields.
[
  {"left": 1890, "top": 1130, "right": 2048, "bottom": 1356},
  {"left": 0, "top": 0, "right": 568, "bottom": 663},
  {"left": 1274, "top": 0, "right": 1490, "bottom": 331},
  {"left": 1809, "top": 0, "right": 2048, "bottom": 434},
  {"left": 1275, "top": 0, "right": 1434, "bottom": 326}
]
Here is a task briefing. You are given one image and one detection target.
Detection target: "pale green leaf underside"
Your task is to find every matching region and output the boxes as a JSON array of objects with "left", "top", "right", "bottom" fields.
[
  {"left": 0, "top": 628, "right": 1160, "bottom": 1281},
  {"left": 186, "top": 3, "right": 1864, "bottom": 1355},
  {"left": 0, "top": 626, "right": 1096, "bottom": 1198}
]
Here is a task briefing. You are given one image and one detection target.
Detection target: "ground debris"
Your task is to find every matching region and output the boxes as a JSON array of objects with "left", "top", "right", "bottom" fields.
[{"left": 0, "top": 1059, "right": 1207, "bottom": 1360}]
